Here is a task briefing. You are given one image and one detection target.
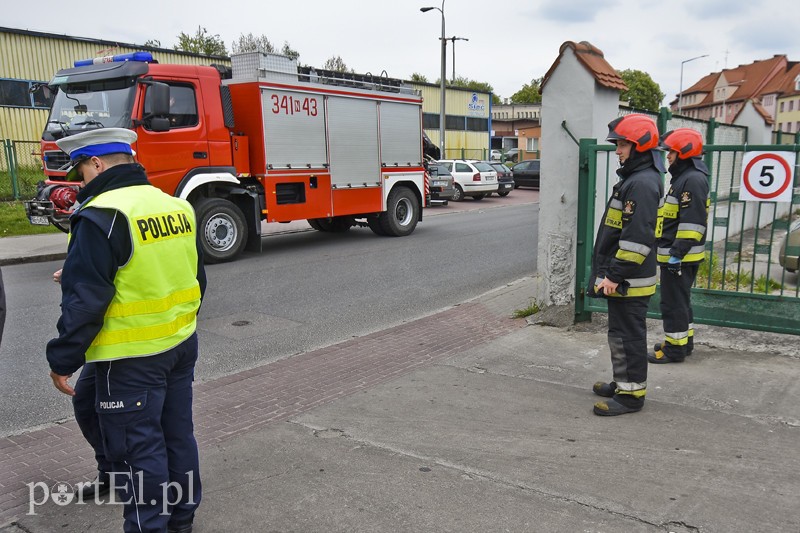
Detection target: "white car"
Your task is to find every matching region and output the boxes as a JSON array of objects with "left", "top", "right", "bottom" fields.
[
  {"left": 490, "top": 149, "right": 502, "bottom": 161},
  {"left": 437, "top": 159, "right": 498, "bottom": 201}
]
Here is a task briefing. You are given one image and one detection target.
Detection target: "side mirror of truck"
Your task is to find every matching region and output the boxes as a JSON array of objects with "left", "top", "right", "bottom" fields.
[
  {"left": 149, "top": 117, "right": 171, "bottom": 132},
  {"left": 149, "top": 82, "right": 170, "bottom": 116}
]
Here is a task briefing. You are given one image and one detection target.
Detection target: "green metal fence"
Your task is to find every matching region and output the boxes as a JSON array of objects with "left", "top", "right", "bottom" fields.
[
  {"left": 575, "top": 117, "right": 800, "bottom": 335},
  {"left": 1, "top": 140, "right": 43, "bottom": 201}
]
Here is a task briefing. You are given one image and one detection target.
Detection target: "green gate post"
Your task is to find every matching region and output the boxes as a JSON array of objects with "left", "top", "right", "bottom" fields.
[
  {"left": 657, "top": 107, "right": 671, "bottom": 134},
  {"left": 574, "top": 138, "right": 598, "bottom": 322}
]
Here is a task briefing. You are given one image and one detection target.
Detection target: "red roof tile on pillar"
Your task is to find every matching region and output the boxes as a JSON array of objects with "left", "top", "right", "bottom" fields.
[{"left": 542, "top": 41, "right": 627, "bottom": 92}]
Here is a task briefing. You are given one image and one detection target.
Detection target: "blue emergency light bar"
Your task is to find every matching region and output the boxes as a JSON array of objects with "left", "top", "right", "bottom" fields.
[{"left": 74, "top": 52, "right": 154, "bottom": 67}]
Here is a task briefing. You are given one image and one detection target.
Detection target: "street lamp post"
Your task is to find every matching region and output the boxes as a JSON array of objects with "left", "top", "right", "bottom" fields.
[
  {"left": 445, "top": 36, "right": 468, "bottom": 83},
  {"left": 678, "top": 54, "right": 709, "bottom": 115},
  {"left": 421, "top": 1, "right": 446, "bottom": 158}
]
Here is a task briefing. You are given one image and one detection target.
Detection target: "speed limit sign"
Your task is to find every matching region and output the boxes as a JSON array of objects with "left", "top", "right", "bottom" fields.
[{"left": 739, "top": 151, "right": 796, "bottom": 202}]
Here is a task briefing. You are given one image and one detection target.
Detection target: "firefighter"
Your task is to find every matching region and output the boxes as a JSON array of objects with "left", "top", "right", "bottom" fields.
[
  {"left": 589, "top": 114, "right": 664, "bottom": 416},
  {"left": 46, "top": 128, "right": 206, "bottom": 533},
  {"left": 649, "top": 128, "right": 709, "bottom": 363}
]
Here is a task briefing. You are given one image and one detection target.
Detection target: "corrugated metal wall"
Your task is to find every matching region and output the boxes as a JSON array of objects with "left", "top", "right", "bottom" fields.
[{"left": 0, "top": 28, "right": 231, "bottom": 142}]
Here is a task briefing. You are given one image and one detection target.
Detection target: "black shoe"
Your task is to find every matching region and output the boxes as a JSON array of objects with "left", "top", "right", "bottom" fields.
[
  {"left": 168, "top": 520, "right": 193, "bottom": 533},
  {"left": 593, "top": 397, "right": 643, "bottom": 416},
  {"left": 77, "top": 472, "right": 110, "bottom": 499},
  {"left": 592, "top": 381, "right": 616, "bottom": 398}
]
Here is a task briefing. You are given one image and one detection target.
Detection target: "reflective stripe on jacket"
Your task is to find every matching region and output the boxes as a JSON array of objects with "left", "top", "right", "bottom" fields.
[{"left": 657, "top": 157, "right": 710, "bottom": 264}]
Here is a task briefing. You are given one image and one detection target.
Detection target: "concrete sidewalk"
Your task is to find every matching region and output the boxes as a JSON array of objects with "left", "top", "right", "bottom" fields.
[{"left": 1, "top": 271, "right": 799, "bottom": 532}]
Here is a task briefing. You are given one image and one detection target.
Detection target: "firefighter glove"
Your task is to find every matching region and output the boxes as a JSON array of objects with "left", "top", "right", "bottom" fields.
[{"left": 666, "top": 256, "right": 682, "bottom": 276}]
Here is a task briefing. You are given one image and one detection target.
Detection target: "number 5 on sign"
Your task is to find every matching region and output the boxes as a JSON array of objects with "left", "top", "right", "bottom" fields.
[{"left": 739, "top": 151, "right": 796, "bottom": 202}]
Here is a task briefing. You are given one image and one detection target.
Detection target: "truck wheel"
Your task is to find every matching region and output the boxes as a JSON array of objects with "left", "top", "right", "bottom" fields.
[
  {"left": 195, "top": 198, "right": 246, "bottom": 264},
  {"left": 452, "top": 185, "right": 464, "bottom": 202},
  {"left": 307, "top": 219, "right": 326, "bottom": 231},
  {"left": 379, "top": 186, "right": 419, "bottom": 237},
  {"left": 367, "top": 216, "right": 387, "bottom": 236}
]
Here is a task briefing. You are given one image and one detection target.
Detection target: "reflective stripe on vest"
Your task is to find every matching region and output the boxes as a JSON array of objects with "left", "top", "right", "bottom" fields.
[{"left": 80, "top": 185, "right": 200, "bottom": 362}]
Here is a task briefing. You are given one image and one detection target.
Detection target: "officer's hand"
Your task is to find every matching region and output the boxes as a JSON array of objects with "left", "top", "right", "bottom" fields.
[
  {"left": 595, "top": 277, "right": 619, "bottom": 296},
  {"left": 53, "top": 268, "right": 63, "bottom": 284},
  {"left": 49, "top": 371, "right": 75, "bottom": 396},
  {"left": 666, "top": 256, "right": 682, "bottom": 276}
]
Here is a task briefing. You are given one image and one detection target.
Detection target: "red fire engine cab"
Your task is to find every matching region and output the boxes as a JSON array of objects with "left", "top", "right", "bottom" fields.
[{"left": 26, "top": 51, "right": 429, "bottom": 263}]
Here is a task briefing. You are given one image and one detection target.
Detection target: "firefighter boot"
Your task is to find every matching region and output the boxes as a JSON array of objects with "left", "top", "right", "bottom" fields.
[
  {"left": 648, "top": 343, "right": 684, "bottom": 364},
  {"left": 593, "top": 393, "right": 644, "bottom": 416},
  {"left": 653, "top": 342, "right": 692, "bottom": 357},
  {"left": 592, "top": 381, "right": 616, "bottom": 398}
]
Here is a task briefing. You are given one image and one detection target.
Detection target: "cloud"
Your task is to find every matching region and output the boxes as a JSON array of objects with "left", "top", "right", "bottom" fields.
[{"left": 537, "top": 0, "right": 615, "bottom": 23}]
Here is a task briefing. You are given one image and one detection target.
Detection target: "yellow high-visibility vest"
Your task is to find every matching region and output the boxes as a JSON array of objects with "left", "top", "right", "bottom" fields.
[{"left": 78, "top": 185, "right": 201, "bottom": 362}]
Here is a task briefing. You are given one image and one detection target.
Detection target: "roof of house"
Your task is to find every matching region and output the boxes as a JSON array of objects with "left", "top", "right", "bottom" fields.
[
  {"left": 761, "top": 61, "right": 800, "bottom": 96},
  {"left": 541, "top": 41, "right": 627, "bottom": 92},
  {"left": 678, "top": 55, "right": 788, "bottom": 109}
]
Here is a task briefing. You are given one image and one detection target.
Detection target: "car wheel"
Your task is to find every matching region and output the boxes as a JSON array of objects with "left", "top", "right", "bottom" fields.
[
  {"left": 498, "top": 191, "right": 510, "bottom": 197},
  {"left": 452, "top": 185, "right": 464, "bottom": 201},
  {"left": 473, "top": 194, "right": 485, "bottom": 201}
]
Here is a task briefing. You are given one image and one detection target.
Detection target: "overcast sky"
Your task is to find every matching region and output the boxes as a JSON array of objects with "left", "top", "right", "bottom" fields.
[{"left": 6, "top": 0, "right": 799, "bottom": 106}]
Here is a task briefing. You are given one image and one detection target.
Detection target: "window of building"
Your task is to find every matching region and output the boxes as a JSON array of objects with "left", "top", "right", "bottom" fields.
[
  {"left": 423, "top": 113, "right": 439, "bottom": 129},
  {"left": 466, "top": 117, "right": 488, "bottom": 132},
  {"left": 795, "top": 75, "right": 800, "bottom": 91},
  {"left": 0, "top": 78, "right": 54, "bottom": 109},
  {"left": 780, "top": 101, "right": 785, "bottom": 112},
  {"left": 526, "top": 137, "right": 539, "bottom": 151},
  {"left": 445, "top": 115, "right": 465, "bottom": 130},
  {"left": 796, "top": 121, "right": 800, "bottom": 132}
]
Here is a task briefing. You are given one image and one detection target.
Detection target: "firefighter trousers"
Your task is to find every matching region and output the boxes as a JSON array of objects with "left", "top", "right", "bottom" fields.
[
  {"left": 607, "top": 297, "right": 649, "bottom": 401},
  {"left": 659, "top": 264, "right": 699, "bottom": 360}
]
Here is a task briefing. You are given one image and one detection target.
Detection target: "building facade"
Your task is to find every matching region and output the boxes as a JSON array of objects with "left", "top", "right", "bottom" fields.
[
  {"left": 0, "top": 27, "right": 229, "bottom": 142},
  {"left": 490, "top": 103, "right": 541, "bottom": 160}
]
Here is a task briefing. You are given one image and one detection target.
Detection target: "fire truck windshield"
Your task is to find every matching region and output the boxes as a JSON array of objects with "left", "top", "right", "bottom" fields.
[{"left": 44, "top": 78, "right": 137, "bottom": 140}]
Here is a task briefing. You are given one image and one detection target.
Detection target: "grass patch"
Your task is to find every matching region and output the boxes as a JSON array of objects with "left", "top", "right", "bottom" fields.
[
  {"left": 512, "top": 300, "right": 541, "bottom": 319},
  {"left": 0, "top": 201, "right": 61, "bottom": 237}
]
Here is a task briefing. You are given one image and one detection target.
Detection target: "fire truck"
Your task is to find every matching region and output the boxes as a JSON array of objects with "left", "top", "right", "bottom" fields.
[{"left": 25, "top": 51, "right": 429, "bottom": 263}]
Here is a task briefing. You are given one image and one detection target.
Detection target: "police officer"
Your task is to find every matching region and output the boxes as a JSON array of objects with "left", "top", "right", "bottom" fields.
[
  {"left": 46, "top": 128, "right": 205, "bottom": 533},
  {"left": 650, "top": 128, "right": 709, "bottom": 363},
  {"left": 589, "top": 114, "right": 664, "bottom": 416}
]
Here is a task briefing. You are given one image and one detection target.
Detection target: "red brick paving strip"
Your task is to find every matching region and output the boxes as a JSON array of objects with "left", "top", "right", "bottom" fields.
[{"left": 0, "top": 302, "right": 524, "bottom": 524}]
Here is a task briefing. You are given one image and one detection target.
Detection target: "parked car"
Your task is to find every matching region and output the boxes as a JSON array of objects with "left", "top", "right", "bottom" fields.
[
  {"left": 779, "top": 218, "right": 800, "bottom": 272},
  {"left": 484, "top": 162, "right": 514, "bottom": 197},
  {"left": 426, "top": 163, "right": 456, "bottom": 204},
  {"left": 505, "top": 148, "right": 521, "bottom": 163},
  {"left": 437, "top": 159, "right": 498, "bottom": 201},
  {"left": 511, "top": 159, "right": 540, "bottom": 189},
  {"left": 490, "top": 149, "right": 502, "bottom": 161}
]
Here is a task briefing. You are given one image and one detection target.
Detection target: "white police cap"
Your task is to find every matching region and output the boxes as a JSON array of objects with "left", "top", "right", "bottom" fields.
[{"left": 56, "top": 128, "right": 137, "bottom": 181}]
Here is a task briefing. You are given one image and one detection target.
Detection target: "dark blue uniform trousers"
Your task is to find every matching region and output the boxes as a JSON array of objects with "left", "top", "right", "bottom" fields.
[
  {"left": 73, "top": 364, "right": 111, "bottom": 475},
  {"left": 94, "top": 334, "right": 201, "bottom": 533}
]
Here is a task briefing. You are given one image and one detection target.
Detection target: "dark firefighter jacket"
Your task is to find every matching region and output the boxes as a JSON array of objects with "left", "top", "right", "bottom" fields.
[
  {"left": 589, "top": 150, "right": 664, "bottom": 298},
  {"left": 656, "top": 157, "right": 710, "bottom": 264},
  {"left": 46, "top": 163, "right": 206, "bottom": 376}
]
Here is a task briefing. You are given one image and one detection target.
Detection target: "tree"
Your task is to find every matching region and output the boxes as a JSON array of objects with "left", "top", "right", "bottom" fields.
[
  {"left": 143, "top": 39, "right": 161, "bottom": 48},
  {"left": 410, "top": 72, "right": 429, "bottom": 83},
  {"left": 510, "top": 77, "right": 542, "bottom": 104},
  {"left": 231, "top": 32, "right": 274, "bottom": 54},
  {"left": 618, "top": 69, "right": 665, "bottom": 112},
  {"left": 441, "top": 76, "right": 502, "bottom": 105},
  {"left": 281, "top": 42, "right": 300, "bottom": 61},
  {"left": 175, "top": 26, "right": 227, "bottom": 56},
  {"left": 322, "top": 56, "right": 353, "bottom": 73}
]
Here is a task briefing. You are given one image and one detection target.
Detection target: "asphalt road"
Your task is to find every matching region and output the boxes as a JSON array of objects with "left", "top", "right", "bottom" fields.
[{"left": 0, "top": 191, "right": 540, "bottom": 435}]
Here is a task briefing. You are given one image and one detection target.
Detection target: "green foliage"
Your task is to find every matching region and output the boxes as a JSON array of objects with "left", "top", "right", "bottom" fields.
[
  {"left": 322, "top": 56, "right": 353, "bottom": 73},
  {"left": 512, "top": 300, "right": 541, "bottom": 318},
  {"left": 0, "top": 202, "right": 60, "bottom": 237},
  {"left": 441, "top": 76, "right": 501, "bottom": 104},
  {"left": 143, "top": 39, "right": 161, "bottom": 48},
  {"left": 618, "top": 69, "right": 665, "bottom": 112},
  {"left": 280, "top": 42, "right": 300, "bottom": 61},
  {"left": 231, "top": 32, "right": 274, "bottom": 54},
  {"left": 410, "top": 72, "right": 429, "bottom": 83},
  {"left": 175, "top": 26, "right": 227, "bottom": 56},
  {"left": 510, "top": 77, "right": 542, "bottom": 104}
]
